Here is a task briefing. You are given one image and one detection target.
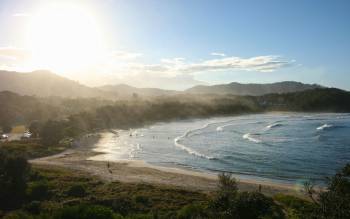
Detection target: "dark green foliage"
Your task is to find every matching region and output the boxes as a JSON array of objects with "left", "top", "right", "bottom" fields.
[
  {"left": 177, "top": 204, "right": 208, "bottom": 219},
  {"left": 259, "top": 88, "right": 350, "bottom": 112},
  {"left": 274, "top": 194, "right": 316, "bottom": 219},
  {"left": 233, "top": 191, "right": 279, "bottom": 219},
  {"left": 133, "top": 195, "right": 149, "bottom": 206},
  {"left": 67, "top": 184, "right": 87, "bottom": 197},
  {"left": 0, "top": 149, "right": 31, "bottom": 210},
  {"left": 310, "top": 163, "right": 350, "bottom": 219},
  {"left": 40, "top": 120, "right": 66, "bottom": 146},
  {"left": 27, "top": 180, "right": 50, "bottom": 201},
  {"left": 53, "top": 204, "right": 115, "bottom": 219},
  {"left": 217, "top": 172, "right": 238, "bottom": 196},
  {"left": 29, "top": 121, "right": 42, "bottom": 138},
  {"left": 0, "top": 140, "right": 68, "bottom": 159},
  {"left": 211, "top": 173, "right": 284, "bottom": 219},
  {"left": 24, "top": 201, "right": 41, "bottom": 215},
  {"left": 2, "top": 211, "right": 34, "bottom": 219}
]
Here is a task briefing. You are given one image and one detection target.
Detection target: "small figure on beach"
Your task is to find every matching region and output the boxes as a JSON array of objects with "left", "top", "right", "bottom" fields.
[
  {"left": 258, "top": 184, "right": 262, "bottom": 193},
  {"left": 107, "top": 161, "right": 112, "bottom": 174}
]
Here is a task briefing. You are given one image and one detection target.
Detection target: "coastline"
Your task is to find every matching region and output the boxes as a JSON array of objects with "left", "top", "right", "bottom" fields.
[{"left": 31, "top": 131, "right": 306, "bottom": 197}]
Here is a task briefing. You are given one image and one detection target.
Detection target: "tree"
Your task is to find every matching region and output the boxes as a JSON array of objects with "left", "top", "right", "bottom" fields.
[
  {"left": 28, "top": 121, "right": 41, "bottom": 138},
  {"left": 40, "top": 120, "right": 65, "bottom": 146},
  {"left": 305, "top": 163, "right": 350, "bottom": 219},
  {"left": 0, "top": 149, "right": 31, "bottom": 210}
]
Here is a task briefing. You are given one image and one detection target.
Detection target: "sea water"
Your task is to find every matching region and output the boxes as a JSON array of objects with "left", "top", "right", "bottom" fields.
[{"left": 92, "top": 113, "right": 350, "bottom": 185}]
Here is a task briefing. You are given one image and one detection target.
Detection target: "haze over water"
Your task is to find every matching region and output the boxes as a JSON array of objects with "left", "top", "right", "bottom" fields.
[{"left": 92, "top": 113, "right": 350, "bottom": 185}]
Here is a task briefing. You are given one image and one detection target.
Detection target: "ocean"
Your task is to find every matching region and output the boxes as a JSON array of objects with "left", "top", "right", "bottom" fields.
[{"left": 91, "top": 113, "right": 350, "bottom": 185}]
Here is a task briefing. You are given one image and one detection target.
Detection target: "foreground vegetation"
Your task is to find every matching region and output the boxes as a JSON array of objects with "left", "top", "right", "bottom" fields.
[{"left": 1, "top": 147, "right": 350, "bottom": 218}]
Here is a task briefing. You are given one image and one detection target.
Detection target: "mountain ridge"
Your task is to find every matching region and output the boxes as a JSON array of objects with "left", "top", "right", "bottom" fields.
[
  {"left": 0, "top": 70, "right": 328, "bottom": 98},
  {"left": 186, "top": 81, "right": 323, "bottom": 96}
]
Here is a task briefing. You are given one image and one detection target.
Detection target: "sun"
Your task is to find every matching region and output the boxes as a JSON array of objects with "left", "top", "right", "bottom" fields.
[{"left": 27, "top": 3, "right": 104, "bottom": 73}]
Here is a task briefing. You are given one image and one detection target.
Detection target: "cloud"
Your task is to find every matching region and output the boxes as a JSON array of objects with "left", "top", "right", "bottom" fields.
[
  {"left": 13, "top": 13, "right": 30, "bottom": 17},
  {"left": 111, "top": 51, "right": 143, "bottom": 60},
  {"left": 128, "top": 55, "right": 294, "bottom": 76},
  {"left": 211, "top": 52, "right": 226, "bottom": 57},
  {"left": 0, "top": 47, "right": 31, "bottom": 61}
]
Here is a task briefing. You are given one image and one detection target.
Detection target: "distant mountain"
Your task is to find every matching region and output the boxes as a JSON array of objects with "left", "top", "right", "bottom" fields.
[
  {"left": 98, "top": 84, "right": 179, "bottom": 97},
  {"left": 0, "top": 70, "right": 326, "bottom": 99},
  {"left": 0, "top": 70, "right": 114, "bottom": 98},
  {"left": 186, "top": 81, "right": 322, "bottom": 96},
  {"left": 0, "top": 70, "right": 178, "bottom": 99}
]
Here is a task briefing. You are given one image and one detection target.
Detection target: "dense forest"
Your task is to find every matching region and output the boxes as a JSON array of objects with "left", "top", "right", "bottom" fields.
[{"left": 1, "top": 88, "right": 350, "bottom": 146}]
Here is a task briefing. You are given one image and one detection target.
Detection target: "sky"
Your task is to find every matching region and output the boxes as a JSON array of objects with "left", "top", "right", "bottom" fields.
[{"left": 0, "top": 0, "right": 349, "bottom": 90}]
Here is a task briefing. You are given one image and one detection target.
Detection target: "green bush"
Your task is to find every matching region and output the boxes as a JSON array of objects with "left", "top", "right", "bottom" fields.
[
  {"left": 24, "top": 201, "right": 41, "bottom": 215},
  {"left": 133, "top": 195, "right": 149, "bottom": 205},
  {"left": 53, "top": 204, "right": 115, "bottom": 219},
  {"left": 3, "top": 211, "right": 33, "bottom": 219},
  {"left": 67, "top": 184, "right": 87, "bottom": 197},
  {"left": 233, "top": 191, "right": 278, "bottom": 219},
  {"left": 177, "top": 204, "right": 208, "bottom": 219},
  {"left": 0, "top": 149, "right": 31, "bottom": 210},
  {"left": 27, "top": 180, "right": 49, "bottom": 200}
]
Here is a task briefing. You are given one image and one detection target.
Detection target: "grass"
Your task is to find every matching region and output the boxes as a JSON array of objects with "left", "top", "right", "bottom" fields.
[
  {"left": 274, "top": 194, "right": 316, "bottom": 219},
  {"left": 0, "top": 140, "right": 70, "bottom": 159},
  {"left": 30, "top": 165, "right": 210, "bottom": 216}
]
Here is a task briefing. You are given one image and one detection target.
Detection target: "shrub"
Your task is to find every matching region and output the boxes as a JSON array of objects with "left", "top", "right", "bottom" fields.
[
  {"left": 133, "top": 195, "right": 149, "bottom": 205},
  {"left": 0, "top": 149, "right": 31, "bottom": 210},
  {"left": 177, "top": 204, "right": 208, "bottom": 219},
  {"left": 110, "top": 198, "right": 134, "bottom": 216},
  {"left": 27, "top": 180, "right": 49, "bottom": 200},
  {"left": 24, "top": 201, "right": 41, "bottom": 215},
  {"left": 53, "top": 204, "right": 115, "bottom": 219},
  {"left": 67, "top": 184, "right": 87, "bottom": 197},
  {"left": 233, "top": 191, "right": 277, "bottom": 219},
  {"left": 304, "top": 163, "right": 350, "bottom": 219},
  {"left": 3, "top": 211, "right": 33, "bottom": 219},
  {"left": 218, "top": 173, "right": 238, "bottom": 194}
]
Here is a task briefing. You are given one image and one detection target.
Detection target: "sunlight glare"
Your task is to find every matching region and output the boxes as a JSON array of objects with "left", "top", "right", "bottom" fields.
[{"left": 28, "top": 3, "right": 104, "bottom": 73}]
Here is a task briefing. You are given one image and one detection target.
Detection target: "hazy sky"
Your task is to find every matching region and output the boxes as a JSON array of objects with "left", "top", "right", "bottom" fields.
[{"left": 0, "top": 0, "right": 349, "bottom": 90}]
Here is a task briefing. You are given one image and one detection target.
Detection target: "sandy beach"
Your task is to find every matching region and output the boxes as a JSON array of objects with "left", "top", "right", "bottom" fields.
[{"left": 31, "top": 132, "right": 306, "bottom": 197}]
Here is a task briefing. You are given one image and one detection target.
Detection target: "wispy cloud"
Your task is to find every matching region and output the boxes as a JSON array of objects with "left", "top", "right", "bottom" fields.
[
  {"left": 111, "top": 51, "right": 143, "bottom": 60},
  {"left": 128, "top": 55, "right": 294, "bottom": 76},
  {"left": 211, "top": 52, "right": 226, "bottom": 57},
  {"left": 0, "top": 47, "right": 31, "bottom": 61},
  {"left": 12, "top": 12, "right": 30, "bottom": 17}
]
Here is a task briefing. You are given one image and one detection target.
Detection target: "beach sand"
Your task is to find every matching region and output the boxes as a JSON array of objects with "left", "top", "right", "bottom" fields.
[{"left": 31, "top": 132, "right": 306, "bottom": 197}]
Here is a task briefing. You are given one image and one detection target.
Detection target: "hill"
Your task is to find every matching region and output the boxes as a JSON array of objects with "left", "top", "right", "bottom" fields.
[
  {"left": 0, "top": 70, "right": 115, "bottom": 98},
  {"left": 186, "top": 81, "right": 322, "bottom": 96},
  {"left": 0, "top": 70, "right": 179, "bottom": 99},
  {"left": 97, "top": 84, "right": 179, "bottom": 97}
]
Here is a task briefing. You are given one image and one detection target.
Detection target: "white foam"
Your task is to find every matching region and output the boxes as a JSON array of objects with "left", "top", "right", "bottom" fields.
[
  {"left": 216, "top": 123, "right": 234, "bottom": 132},
  {"left": 265, "top": 123, "right": 282, "bottom": 130},
  {"left": 242, "top": 133, "right": 262, "bottom": 143},
  {"left": 316, "top": 124, "right": 333, "bottom": 130},
  {"left": 174, "top": 135, "right": 215, "bottom": 160},
  {"left": 216, "top": 126, "right": 223, "bottom": 131}
]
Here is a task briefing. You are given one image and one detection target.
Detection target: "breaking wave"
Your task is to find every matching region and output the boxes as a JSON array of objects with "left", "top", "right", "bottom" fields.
[
  {"left": 174, "top": 136, "right": 216, "bottom": 160},
  {"left": 174, "top": 123, "right": 217, "bottom": 160},
  {"left": 316, "top": 124, "right": 333, "bottom": 131},
  {"left": 242, "top": 133, "right": 262, "bottom": 143},
  {"left": 266, "top": 123, "right": 283, "bottom": 130}
]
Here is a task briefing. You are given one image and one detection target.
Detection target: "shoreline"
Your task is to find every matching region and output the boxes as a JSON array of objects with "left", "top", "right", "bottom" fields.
[{"left": 30, "top": 131, "right": 307, "bottom": 197}]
